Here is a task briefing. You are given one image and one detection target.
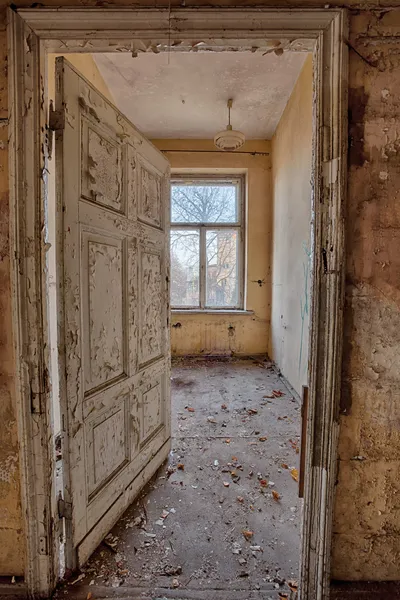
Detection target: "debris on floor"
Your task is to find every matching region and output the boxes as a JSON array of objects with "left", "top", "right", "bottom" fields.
[{"left": 58, "top": 357, "right": 301, "bottom": 599}]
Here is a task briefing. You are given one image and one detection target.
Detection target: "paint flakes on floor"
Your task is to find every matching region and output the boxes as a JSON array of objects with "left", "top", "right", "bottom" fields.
[{"left": 57, "top": 357, "right": 301, "bottom": 599}]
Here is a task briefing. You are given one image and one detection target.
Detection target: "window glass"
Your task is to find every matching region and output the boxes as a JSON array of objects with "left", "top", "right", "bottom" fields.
[
  {"left": 170, "top": 177, "right": 243, "bottom": 310},
  {"left": 170, "top": 229, "right": 200, "bottom": 307},
  {"left": 171, "top": 184, "right": 238, "bottom": 224},
  {"left": 206, "top": 229, "right": 239, "bottom": 307}
]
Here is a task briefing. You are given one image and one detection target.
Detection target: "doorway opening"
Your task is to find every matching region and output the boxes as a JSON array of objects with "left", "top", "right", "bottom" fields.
[
  {"left": 8, "top": 9, "right": 347, "bottom": 600},
  {"left": 46, "top": 48, "right": 310, "bottom": 598}
]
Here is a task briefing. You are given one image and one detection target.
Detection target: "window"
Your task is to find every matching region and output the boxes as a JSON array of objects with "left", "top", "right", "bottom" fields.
[{"left": 170, "top": 175, "right": 244, "bottom": 310}]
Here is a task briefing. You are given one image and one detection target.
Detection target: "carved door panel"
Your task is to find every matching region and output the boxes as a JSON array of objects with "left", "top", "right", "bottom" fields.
[{"left": 55, "top": 58, "right": 171, "bottom": 565}]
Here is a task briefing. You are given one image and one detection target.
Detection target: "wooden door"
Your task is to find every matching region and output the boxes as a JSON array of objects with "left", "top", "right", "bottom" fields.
[{"left": 55, "top": 58, "right": 171, "bottom": 566}]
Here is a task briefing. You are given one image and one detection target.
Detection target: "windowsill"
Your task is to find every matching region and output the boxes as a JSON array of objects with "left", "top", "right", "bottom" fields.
[{"left": 171, "top": 309, "right": 254, "bottom": 316}]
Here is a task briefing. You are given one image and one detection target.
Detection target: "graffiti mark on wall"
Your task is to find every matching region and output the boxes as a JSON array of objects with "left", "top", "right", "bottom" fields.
[{"left": 299, "top": 242, "right": 311, "bottom": 376}]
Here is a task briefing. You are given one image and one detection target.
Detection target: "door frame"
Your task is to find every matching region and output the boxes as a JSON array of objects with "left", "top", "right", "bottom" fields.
[{"left": 8, "top": 7, "right": 348, "bottom": 599}]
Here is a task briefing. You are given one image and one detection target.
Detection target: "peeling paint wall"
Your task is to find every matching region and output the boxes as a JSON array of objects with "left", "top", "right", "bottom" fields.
[
  {"left": 0, "top": 19, "right": 23, "bottom": 575},
  {"left": 332, "top": 11, "right": 400, "bottom": 581},
  {"left": 269, "top": 56, "right": 313, "bottom": 396},
  {"left": 152, "top": 139, "right": 271, "bottom": 356}
]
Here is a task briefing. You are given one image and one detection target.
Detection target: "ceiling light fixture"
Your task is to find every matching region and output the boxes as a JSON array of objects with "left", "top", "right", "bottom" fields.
[{"left": 214, "top": 99, "right": 245, "bottom": 151}]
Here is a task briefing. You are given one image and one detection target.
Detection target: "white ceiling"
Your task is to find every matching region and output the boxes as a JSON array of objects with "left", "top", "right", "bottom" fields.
[{"left": 94, "top": 51, "right": 308, "bottom": 140}]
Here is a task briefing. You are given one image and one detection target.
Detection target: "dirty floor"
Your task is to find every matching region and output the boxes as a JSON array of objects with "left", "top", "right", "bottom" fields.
[{"left": 58, "top": 357, "right": 301, "bottom": 600}]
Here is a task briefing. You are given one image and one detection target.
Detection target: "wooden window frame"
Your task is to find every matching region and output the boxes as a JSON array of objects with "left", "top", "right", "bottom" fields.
[
  {"left": 7, "top": 8, "right": 348, "bottom": 599},
  {"left": 170, "top": 174, "right": 245, "bottom": 311}
]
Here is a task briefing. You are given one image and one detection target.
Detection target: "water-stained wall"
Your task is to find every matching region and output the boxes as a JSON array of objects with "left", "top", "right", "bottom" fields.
[
  {"left": 269, "top": 56, "right": 313, "bottom": 396},
  {"left": 0, "top": 21, "right": 23, "bottom": 576},
  {"left": 332, "top": 12, "right": 400, "bottom": 580},
  {"left": 152, "top": 139, "right": 272, "bottom": 356}
]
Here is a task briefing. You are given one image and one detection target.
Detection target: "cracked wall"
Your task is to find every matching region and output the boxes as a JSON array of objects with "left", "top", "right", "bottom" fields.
[{"left": 0, "top": 1, "right": 399, "bottom": 583}]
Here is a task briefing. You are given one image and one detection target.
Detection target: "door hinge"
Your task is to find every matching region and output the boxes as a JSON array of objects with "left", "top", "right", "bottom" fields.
[
  {"left": 30, "top": 385, "right": 43, "bottom": 415},
  {"left": 39, "top": 536, "right": 48, "bottom": 556},
  {"left": 57, "top": 491, "right": 72, "bottom": 520},
  {"left": 49, "top": 100, "right": 65, "bottom": 132}
]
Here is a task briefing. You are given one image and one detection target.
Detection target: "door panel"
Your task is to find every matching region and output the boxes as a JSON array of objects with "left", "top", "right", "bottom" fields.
[{"left": 55, "top": 57, "right": 171, "bottom": 564}]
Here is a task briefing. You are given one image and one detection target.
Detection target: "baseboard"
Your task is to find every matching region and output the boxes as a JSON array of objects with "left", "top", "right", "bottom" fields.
[{"left": 331, "top": 581, "right": 400, "bottom": 598}]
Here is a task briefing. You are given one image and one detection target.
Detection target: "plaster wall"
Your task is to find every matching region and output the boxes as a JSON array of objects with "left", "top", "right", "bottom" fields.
[
  {"left": 0, "top": 3, "right": 399, "bottom": 585},
  {"left": 332, "top": 13, "right": 400, "bottom": 580},
  {"left": 269, "top": 55, "right": 313, "bottom": 396},
  {"left": 0, "top": 18, "right": 23, "bottom": 576},
  {"left": 152, "top": 139, "right": 271, "bottom": 356}
]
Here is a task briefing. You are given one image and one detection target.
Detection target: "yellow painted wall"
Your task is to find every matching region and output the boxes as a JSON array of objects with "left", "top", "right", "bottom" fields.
[
  {"left": 152, "top": 139, "right": 271, "bottom": 356},
  {"left": 48, "top": 54, "right": 115, "bottom": 104},
  {"left": 269, "top": 55, "right": 313, "bottom": 396}
]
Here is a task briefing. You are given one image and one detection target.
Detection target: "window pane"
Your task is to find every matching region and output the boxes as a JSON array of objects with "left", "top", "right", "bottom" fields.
[
  {"left": 171, "top": 183, "right": 238, "bottom": 224},
  {"left": 206, "top": 229, "right": 239, "bottom": 307},
  {"left": 170, "top": 229, "right": 200, "bottom": 307}
]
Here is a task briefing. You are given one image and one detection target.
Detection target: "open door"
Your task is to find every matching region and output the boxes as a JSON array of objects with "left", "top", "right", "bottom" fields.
[{"left": 55, "top": 58, "right": 171, "bottom": 567}]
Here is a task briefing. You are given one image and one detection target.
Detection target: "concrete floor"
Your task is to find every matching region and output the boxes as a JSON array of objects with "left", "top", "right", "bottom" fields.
[{"left": 58, "top": 357, "right": 302, "bottom": 600}]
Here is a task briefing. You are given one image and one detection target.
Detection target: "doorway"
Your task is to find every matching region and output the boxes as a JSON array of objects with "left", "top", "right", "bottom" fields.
[{"left": 8, "top": 9, "right": 348, "bottom": 600}]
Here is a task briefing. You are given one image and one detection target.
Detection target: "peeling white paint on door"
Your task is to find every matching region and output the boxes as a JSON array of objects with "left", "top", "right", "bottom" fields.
[{"left": 55, "top": 57, "right": 171, "bottom": 566}]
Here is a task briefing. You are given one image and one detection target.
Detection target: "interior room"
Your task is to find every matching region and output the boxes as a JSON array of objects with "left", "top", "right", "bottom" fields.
[
  {"left": 2, "top": 8, "right": 399, "bottom": 600},
  {"left": 43, "top": 48, "right": 313, "bottom": 599}
]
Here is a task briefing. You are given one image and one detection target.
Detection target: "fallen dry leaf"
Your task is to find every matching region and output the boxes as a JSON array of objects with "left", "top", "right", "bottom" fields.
[
  {"left": 225, "top": 438, "right": 231, "bottom": 444},
  {"left": 278, "top": 593, "right": 289, "bottom": 599},
  {"left": 263, "top": 394, "right": 275, "bottom": 398},
  {"left": 273, "top": 389, "right": 285, "bottom": 397},
  {"left": 288, "top": 580, "right": 299, "bottom": 592},
  {"left": 260, "top": 479, "right": 268, "bottom": 487},
  {"left": 221, "top": 403, "right": 227, "bottom": 409},
  {"left": 223, "top": 481, "right": 230, "bottom": 487},
  {"left": 289, "top": 438, "right": 300, "bottom": 453},
  {"left": 186, "top": 407, "right": 195, "bottom": 412},
  {"left": 237, "top": 496, "right": 244, "bottom": 503},
  {"left": 87, "top": 593, "right": 92, "bottom": 600},
  {"left": 281, "top": 463, "right": 289, "bottom": 469},
  {"left": 247, "top": 408, "right": 258, "bottom": 415},
  {"left": 177, "top": 463, "right": 184, "bottom": 471},
  {"left": 242, "top": 529, "right": 254, "bottom": 541},
  {"left": 290, "top": 468, "right": 299, "bottom": 482},
  {"left": 272, "top": 490, "right": 280, "bottom": 501},
  {"left": 231, "top": 456, "right": 238, "bottom": 461},
  {"left": 258, "top": 436, "right": 267, "bottom": 442}
]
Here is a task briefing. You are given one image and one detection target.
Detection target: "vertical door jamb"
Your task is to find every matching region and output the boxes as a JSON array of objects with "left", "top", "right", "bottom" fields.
[
  {"left": 8, "top": 9, "right": 56, "bottom": 597},
  {"left": 301, "top": 10, "right": 348, "bottom": 600},
  {"left": 8, "top": 8, "right": 348, "bottom": 599}
]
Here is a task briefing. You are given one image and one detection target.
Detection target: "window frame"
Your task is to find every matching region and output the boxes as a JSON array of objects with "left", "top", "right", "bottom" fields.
[{"left": 170, "top": 173, "right": 246, "bottom": 311}]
